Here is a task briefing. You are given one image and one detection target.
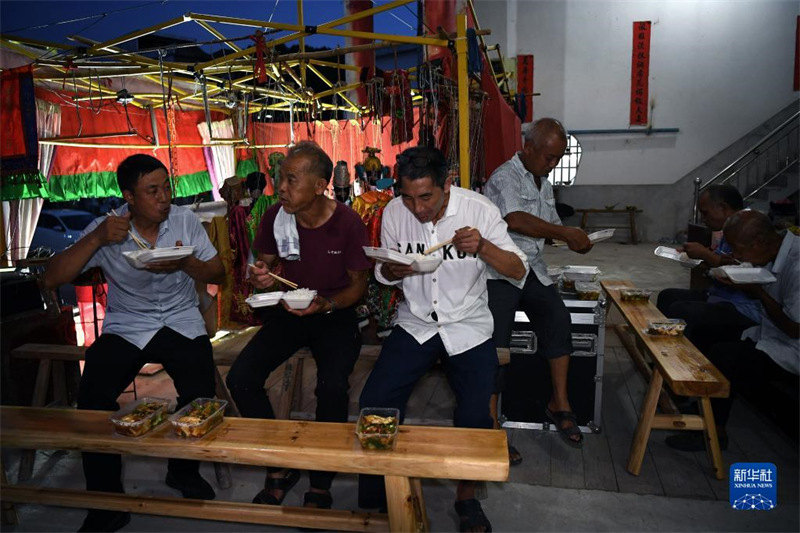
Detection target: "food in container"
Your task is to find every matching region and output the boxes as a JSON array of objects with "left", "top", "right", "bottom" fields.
[
  {"left": 356, "top": 407, "right": 400, "bottom": 450},
  {"left": 406, "top": 253, "right": 443, "bottom": 273},
  {"left": 170, "top": 398, "right": 227, "bottom": 438},
  {"left": 282, "top": 288, "right": 317, "bottom": 309},
  {"left": 562, "top": 265, "right": 601, "bottom": 282},
  {"left": 575, "top": 281, "right": 602, "bottom": 301},
  {"left": 645, "top": 319, "right": 686, "bottom": 336},
  {"left": 653, "top": 246, "right": 702, "bottom": 268},
  {"left": 110, "top": 397, "right": 169, "bottom": 437},
  {"left": 620, "top": 288, "right": 653, "bottom": 302}
]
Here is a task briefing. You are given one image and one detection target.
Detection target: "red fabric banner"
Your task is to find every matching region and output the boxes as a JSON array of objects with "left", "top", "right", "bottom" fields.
[
  {"left": 0, "top": 67, "right": 28, "bottom": 158},
  {"left": 40, "top": 88, "right": 221, "bottom": 178},
  {"left": 346, "top": 0, "right": 375, "bottom": 106},
  {"left": 250, "top": 113, "right": 418, "bottom": 181},
  {"left": 630, "top": 21, "right": 651, "bottom": 126},
  {"left": 517, "top": 55, "right": 534, "bottom": 123}
]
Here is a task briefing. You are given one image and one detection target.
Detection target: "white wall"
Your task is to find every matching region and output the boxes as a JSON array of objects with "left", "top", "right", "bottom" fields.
[{"left": 475, "top": 0, "right": 799, "bottom": 185}]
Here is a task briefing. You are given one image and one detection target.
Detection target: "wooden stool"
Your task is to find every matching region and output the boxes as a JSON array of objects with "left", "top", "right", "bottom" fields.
[{"left": 576, "top": 207, "right": 643, "bottom": 244}]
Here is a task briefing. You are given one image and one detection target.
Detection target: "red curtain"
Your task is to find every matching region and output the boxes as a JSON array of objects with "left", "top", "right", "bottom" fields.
[
  {"left": 250, "top": 112, "right": 419, "bottom": 180},
  {"left": 39, "top": 87, "right": 222, "bottom": 178}
]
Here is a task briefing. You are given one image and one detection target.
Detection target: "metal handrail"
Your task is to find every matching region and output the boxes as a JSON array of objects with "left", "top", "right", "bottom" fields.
[
  {"left": 699, "top": 111, "right": 799, "bottom": 191},
  {"left": 692, "top": 110, "right": 799, "bottom": 222}
]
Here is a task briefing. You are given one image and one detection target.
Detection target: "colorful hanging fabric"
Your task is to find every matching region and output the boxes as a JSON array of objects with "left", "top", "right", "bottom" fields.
[
  {"left": 1, "top": 65, "right": 46, "bottom": 200},
  {"left": 250, "top": 31, "right": 269, "bottom": 84},
  {"left": 245, "top": 193, "right": 280, "bottom": 245},
  {"left": 382, "top": 70, "right": 414, "bottom": 146},
  {"left": 227, "top": 204, "right": 260, "bottom": 326}
]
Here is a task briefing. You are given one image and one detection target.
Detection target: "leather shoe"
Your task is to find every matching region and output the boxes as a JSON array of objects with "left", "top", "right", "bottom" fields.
[
  {"left": 665, "top": 432, "right": 728, "bottom": 452},
  {"left": 78, "top": 509, "right": 131, "bottom": 532},
  {"left": 165, "top": 470, "right": 216, "bottom": 500}
]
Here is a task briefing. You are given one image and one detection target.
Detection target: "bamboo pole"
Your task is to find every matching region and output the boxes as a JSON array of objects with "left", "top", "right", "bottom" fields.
[
  {"left": 456, "top": 13, "right": 470, "bottom": 189},
  {"left": 297, "top": 0, "right": 306, "bottom": 87},
  {"left": 87, "top": 16, "right": 188, "bottom": 54}
]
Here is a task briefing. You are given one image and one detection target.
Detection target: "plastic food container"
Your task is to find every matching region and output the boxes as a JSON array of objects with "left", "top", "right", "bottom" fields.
[
  {"left": 407, "top": 253, "right": 443, "bottom": 273},
  {"left": 562, "top": 265, "right": 601, "bottom": 283},
  {"left": 246, "top": 291, "right": 284, "bottom": 308},
  {"left": 620, "top": 288, "right": 653, "bottom": 302},
  {"left": 110, "top": 397, "right": 170, "bottom": 437},
  {"left": 356, "top": 407, "right": 400, "bottom": 450},
  {"left": 575, "top": 281, "right": 602, "bottom": 301},
  {"left": 282, "top": 289, "right": 317, "bottom": 310},
  {"left": 653, "top": 246, "right": 702, "bottom": 268},
  {"left": 547, "top": 266, "right": 563, "bottom": 283},
  {"left": 645, "top": 319, "right": 686, "bottom": 336},
  {"left": 170, "top": 398, "right": 227, "bottom": 438},
  {"left": 588, "top": 228, "right": 615, "bottom": 243}
]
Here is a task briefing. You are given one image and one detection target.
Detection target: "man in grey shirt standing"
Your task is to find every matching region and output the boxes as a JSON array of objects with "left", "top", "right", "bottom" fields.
[{"left": 484, "top": 118, "right": 591, "bottom": 448}]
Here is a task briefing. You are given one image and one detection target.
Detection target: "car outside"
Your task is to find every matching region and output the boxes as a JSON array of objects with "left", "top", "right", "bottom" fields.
[{"left": 28, "top": 209, "right": 96, "bottom": 255}]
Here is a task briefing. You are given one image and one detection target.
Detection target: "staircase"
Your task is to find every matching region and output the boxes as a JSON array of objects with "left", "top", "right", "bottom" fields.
[{"left": 693, "top": 110, "right": 799, "bottom": 222}]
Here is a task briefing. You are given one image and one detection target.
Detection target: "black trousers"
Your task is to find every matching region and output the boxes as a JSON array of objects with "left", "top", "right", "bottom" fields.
[
  {"left": 226, "top": 307, "right": 361, "bottom": 490},
  {"left": 656, "top": 288, "right": 756, "bottom": 354},
  {"left": 77, "top": 327, "right": 216, "bottom": 493},
  {"left": 707, "top": 339, "right": 798, "bottom": 435}
]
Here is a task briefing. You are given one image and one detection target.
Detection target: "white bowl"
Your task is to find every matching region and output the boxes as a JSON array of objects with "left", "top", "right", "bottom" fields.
[{"left": 407, "top": 254, "right": 443, "bottom": 273}]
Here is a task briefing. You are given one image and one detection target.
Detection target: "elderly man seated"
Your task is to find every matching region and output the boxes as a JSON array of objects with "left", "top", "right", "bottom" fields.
[
  {"left": 667, "top": 210, "right": 799, "bottom": 451},
  {"left": 226, "top": 141, "right": 371, "bottom": 511},
  {"left": 657, "top": 185, "right": 761, "bottom": 354}
]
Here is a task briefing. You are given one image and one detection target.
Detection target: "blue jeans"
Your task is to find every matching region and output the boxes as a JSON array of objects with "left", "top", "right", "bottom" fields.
[{"left": 358, "top": 326, "right": 497, "bottom": 508}]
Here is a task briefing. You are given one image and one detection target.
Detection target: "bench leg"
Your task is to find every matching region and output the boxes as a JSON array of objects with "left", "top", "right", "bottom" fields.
[
  {"left": 627, "top": 370, "right": 663, "bottom": 476},
  {"left": 19, "top": 360, "right": 53, "bottom": 482},
  {"left": 613, "top": 325, "right": 678, "bottom": 415},
  {"left": 385, "top": 475, "right": 427, "bottom": 532},
  {"left": 580, "top": 212, "right": 588, "bottom": 230},
  {"left": 1, "top": 460, "right": 18, "bottom": 525},
  {"left": 699, "top": 396, "right": 725, "bottom": 480},
  {"left": 629, "top": 210, "right": 638, "bottom": 245}
]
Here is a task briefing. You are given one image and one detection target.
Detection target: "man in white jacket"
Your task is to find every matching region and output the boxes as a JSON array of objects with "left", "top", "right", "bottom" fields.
[{"left": 359, "top": 145, "right": 527, "bottom": 533}]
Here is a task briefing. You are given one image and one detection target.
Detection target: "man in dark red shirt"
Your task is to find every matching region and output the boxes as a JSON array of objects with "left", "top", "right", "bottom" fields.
[{"left": 226, "top": 141, "right": 371, "bottom": 510}]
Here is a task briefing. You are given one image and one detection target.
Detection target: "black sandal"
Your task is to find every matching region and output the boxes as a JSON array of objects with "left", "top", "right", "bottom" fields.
[
  {"left": 303, "top": 490, "right": 332, "bottom": 509},
  {"left": 545, "top": 408, "right": 583, "bottom": 448},
  {"left": 454, "top": 498, "right": 492, "bottom": 532},
  {"left": 252, "top": 469, "right": 301, "bottom": 505}
]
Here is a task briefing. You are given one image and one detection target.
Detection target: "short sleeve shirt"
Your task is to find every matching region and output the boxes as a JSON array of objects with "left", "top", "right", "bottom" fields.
[
  {"left": 484, "top": 153, "right": 561, "bottom": 286},
  {"left": 253, "top": 202, "right": 372, "bottom": 298},
  {"left": 742, "top": 232, "right": 800, "bottom": 375},
  {"left": 80, "top": 204, "right": 218, "bottom": 349}
]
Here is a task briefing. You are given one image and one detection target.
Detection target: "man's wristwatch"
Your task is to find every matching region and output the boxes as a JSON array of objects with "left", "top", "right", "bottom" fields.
[{"left": 324, "top": 298, "right": 337, "bottom": 314}]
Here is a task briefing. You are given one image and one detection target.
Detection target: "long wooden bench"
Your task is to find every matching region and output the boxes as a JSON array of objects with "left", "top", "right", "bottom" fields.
[
  {"left": 600, "top": 280, "right": 730, "bottom": 480},
  {"left": 0, "top": 406, "right": 508, "bottom": 531},
  {"left": 10, "top": 343, "right": 235, "bottom": 487}
]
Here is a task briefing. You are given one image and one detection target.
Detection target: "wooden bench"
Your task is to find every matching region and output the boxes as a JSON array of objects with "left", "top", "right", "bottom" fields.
[
  {"left": 576, "top": 207, "right": 643, "bottom": 244},
  {"left": 600, "top": 280, "right": 730, "bottom": 480},
  {"left": 0, "top": 406, "right": 508, "bottom": 532},
  {"left": 10, "top": 343, "right": 234, "bottom": 487}
]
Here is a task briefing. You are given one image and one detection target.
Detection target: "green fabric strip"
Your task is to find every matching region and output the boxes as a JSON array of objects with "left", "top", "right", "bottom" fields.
[
  {"left": 45, "top": 170, "right": 212, "bottom": 202},
  {"left": 236, "top": 158, "right": 259, "bottom": 178},
  {"left": 0, "top": 172, "right": 49, "bottom": 201}
]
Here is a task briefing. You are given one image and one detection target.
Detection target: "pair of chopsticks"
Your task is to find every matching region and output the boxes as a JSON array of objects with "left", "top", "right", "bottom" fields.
[
  {"left": 422, "top": 227, "right": 476, "bottom": 255},
  {"left": 247, "top": 264, "right": 299, "bottom": 289},
  {"left": 109, "top": 209, "right": 150, "bottom": 250}
]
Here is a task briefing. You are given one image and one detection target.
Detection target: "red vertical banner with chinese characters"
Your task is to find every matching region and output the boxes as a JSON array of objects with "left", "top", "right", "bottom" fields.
[
  {"left": 517, "top": 54, "right": 534, "bottom": 122},
  {"left": 630, "top": 21, "right": 651, "bottom": 125}
]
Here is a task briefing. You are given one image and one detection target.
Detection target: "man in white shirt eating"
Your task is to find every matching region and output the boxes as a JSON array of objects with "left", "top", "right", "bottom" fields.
[{"left": 359, "top": 146, "right": 527, "bottom": 533}]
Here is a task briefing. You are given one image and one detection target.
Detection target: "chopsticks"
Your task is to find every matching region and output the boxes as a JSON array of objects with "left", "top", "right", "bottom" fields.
[
  {"left": 422, "top": 227, "right": 476, "bottom": 256},
  {"left": 248, "top": 264, "right": 299, "bottom": 289},
  {"left": 109, "top": 209, "right": 150, "bottom": 250}
]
